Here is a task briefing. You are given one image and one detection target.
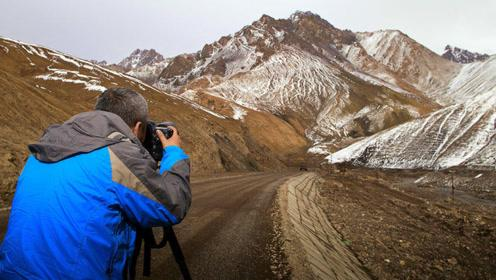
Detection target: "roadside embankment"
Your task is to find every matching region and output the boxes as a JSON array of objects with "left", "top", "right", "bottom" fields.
[{"left": 277, "top": 172, "right": 370, "bottom": 280}]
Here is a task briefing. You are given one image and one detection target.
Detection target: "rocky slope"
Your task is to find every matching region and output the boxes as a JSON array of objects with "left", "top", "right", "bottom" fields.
[
  {"left": 0, "top": 37, "right": 309, "bottom": 208},
  {"left": 355, "top": 30, "right": 461, "bottom": 97},
  {"left": 327, "top": 86, "right": 496, "bottom": 169},
  {"left": 154, "top": 11, "right": 439, "bottom": 152},
  {"left": 442, "top": 45, "right": 490, "bottom": 64}
]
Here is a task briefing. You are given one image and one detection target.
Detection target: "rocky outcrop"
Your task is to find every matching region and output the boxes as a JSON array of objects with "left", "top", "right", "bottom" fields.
[{"left": 442, "top": 45, "right": 490, "bottom": 64}]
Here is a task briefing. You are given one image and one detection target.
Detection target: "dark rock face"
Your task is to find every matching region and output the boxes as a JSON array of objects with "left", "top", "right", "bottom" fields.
[{"left": 442, "top": 45, "right": 489, "bottom": 64}]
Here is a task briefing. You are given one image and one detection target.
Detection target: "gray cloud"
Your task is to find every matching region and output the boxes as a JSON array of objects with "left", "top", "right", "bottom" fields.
[{"left": 1, "top": 0, "right": 494, "bottom": 63}]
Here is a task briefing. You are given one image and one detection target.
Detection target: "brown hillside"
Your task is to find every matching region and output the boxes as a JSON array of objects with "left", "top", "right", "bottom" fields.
[{"left": 0, "top": 38, "right": 308, "bottom": 208}]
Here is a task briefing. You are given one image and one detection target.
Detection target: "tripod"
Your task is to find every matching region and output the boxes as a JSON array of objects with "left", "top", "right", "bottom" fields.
[{"left": 129, "top": 227, "right": 191, "bottom": 280}]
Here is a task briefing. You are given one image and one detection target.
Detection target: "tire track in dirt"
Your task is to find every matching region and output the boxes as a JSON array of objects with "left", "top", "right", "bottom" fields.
[{"left": 278, "top": 173, "right": 371, "bottom": 280}]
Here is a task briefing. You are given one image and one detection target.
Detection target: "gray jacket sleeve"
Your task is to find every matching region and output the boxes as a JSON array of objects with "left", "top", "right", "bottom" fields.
[{"left": 107, "top": 140, "right": 191, "bottom": 226}]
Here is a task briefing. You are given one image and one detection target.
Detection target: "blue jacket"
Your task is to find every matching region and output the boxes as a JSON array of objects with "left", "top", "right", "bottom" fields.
[{"left": 0, "top": 111, "right": 192, "bottom": 279}]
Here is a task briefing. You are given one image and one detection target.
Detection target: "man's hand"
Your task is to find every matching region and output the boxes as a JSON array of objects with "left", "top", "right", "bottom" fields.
[{"left": 156, "top": 126, "right": 181, "bottom": 148}]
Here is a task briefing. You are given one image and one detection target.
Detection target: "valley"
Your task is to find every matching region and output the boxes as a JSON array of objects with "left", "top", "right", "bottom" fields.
[{"left": 0, "top": 9, "right": 495, "bottom": 280}]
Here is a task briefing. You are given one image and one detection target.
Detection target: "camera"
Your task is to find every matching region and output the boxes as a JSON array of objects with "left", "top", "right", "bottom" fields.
[{"left": 143, "top": 121, "right": 175, "bottom": 162}]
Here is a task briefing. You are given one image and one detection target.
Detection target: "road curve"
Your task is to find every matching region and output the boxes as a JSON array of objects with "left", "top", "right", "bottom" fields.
[{"left": 0, "top": 172, "right": 299, "bottom": 279}]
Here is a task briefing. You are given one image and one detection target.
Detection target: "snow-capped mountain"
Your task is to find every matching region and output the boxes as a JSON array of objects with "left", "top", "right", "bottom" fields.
[
  {"left": 327, "top": 86, "right": 496, "bottom": 169},
  {"left": 154, "top": 11, "right": 437, "bottom": 148},
  {"left": 85, "top": 10, "right": 494, "bottom": 170},
  {"left": 326, "top": 51, "right": 496, "bottom": 169},
  {"left": 116, "top": 49, "right": 171, "bottom": 84},
  {"left": 442, "top": 45, "right": 490, "bottom": 64},
  {"left": 118, "top": 48, "right": 165, "bottom": 70},
  {"left": 355, "top": 30, "right": 461, "bottom": 96},
  {"left": 325, "top": 47, "right": 496, "bottom": 170}
]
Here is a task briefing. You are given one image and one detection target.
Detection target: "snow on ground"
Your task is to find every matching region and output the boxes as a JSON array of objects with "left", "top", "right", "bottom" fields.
[
  {"left": 48, "top": 51, "right": 82, "bottom": 67},
  {"left": 414, "top": 175, "right": 426, "bottom": 184},
  {"left": 307, "top": 144, "right": 331, "bottom": 155},
  {"left": 35, "top": 66, "right": 106, "bottom": 92},
  {"left": 35, "top": 70, "right": 107, "bottom": 92},
  {"left": 231, "top": 105, "right": 247, "bottom": 120},
  {"left": 0, "top": 44, "right": 8, "bottom": 53}
]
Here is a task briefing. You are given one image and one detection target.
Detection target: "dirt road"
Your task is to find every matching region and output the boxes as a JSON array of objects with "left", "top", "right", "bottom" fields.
[
  {"left": 0, "top": 172, "right": 298, "bottom": 279},
  {"left": 138, "top": 172, "right": 299, "bottom": 279}
]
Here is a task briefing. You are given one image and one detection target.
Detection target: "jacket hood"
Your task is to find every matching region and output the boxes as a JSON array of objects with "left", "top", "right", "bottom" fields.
[{"left": 29, "top": 110, "right": 141, "bottom": 163}]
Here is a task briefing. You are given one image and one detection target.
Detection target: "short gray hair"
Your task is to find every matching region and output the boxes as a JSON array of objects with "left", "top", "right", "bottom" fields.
[{"left": 95, "top": 88, "right": 148, "bottom": 127}]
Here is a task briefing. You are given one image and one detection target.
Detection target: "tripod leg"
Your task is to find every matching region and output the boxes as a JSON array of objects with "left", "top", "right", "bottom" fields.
[
  {"left": 128, "top": 229, "right": 143, "bottom": 280},
  {"left": 165, "top": 227, "right": 192, "bottom": 280},
  {"left": 143, "top": 229, "right": 154, "bottom": 277}
]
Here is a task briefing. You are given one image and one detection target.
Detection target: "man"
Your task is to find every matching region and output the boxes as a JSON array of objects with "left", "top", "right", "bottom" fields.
[{"left": 0, "top": 88, "right": 191, "bottom": 279}]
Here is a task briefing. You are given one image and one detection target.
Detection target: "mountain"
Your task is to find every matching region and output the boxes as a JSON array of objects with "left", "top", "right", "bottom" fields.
[
  {"left": 354, "top": 30, "right": 461, "bottom": 97},
  {"left": 327, "top": 86, "right": 496, "bottom": 169},
  {"left": 154, "top": 11, "right": 438, "bottom": 152},
  {"left": 118, "top": 48, "right": 165, "bottom": 70},
  {"left": 0, "top": 36, "right": 308, "bottom": 208},
  {"left": 442, "top": 45, "right": 490, "bottom": 64},
  {"left": 132, "top": 11, "right": 494, "bottom": 170},
  {"left": 151, "top": 10, "right": 496, "bottom": 170},
  {"left": 4, "top": 8, "right": 492, "bottom": 182},
  {"left": 326, "top": 51, "right": 496, "bottom": 169},
  {"left": 116, "top": 48, "right": 171, "bottom": 84},
  {"left": 326, "top": 48, "right": 496, "bottom": 169}
]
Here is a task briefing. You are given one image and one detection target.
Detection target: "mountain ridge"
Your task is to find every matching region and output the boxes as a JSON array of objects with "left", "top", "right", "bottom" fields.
[
  {"left": 442, "top": 45, "right": 490, "bottom": 64},
  {"left": 26, "top": 10, "right": 495, "bottom": 171}
]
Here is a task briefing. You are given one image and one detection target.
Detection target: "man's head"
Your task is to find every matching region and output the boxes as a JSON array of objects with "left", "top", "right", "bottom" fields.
[{"left": 95, "top": 88, "right": 148, "bottom": 142}]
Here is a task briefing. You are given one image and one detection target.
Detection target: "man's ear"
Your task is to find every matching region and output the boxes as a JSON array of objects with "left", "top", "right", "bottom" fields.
[{"left": 132, "top": 121, "right": 146, "bottom": 143}]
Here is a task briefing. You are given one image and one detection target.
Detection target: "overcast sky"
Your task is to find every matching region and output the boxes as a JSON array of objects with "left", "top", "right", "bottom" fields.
[{"left": 1, "top": 0, "right": 494, "bottom": 63}]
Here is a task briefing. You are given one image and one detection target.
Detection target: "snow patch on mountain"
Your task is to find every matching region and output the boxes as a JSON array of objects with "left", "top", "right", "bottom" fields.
[
  {"left": 36, "top": 71, "right": 106, "bottom": 92},
  {"left": 208, "top": 47, "right": 348, "bottom": 114},
  {"left": 118, "top": 49, "right": 165, "bottom": 69},
  {"left": 231, "top": 105, "right": 247, "bottom": 120},
  {"left": 327, "top": 87, "right": 496, "bottom": 169},
  {"left": 437, "top": 55, "right": 496, "bottom": 105}
]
